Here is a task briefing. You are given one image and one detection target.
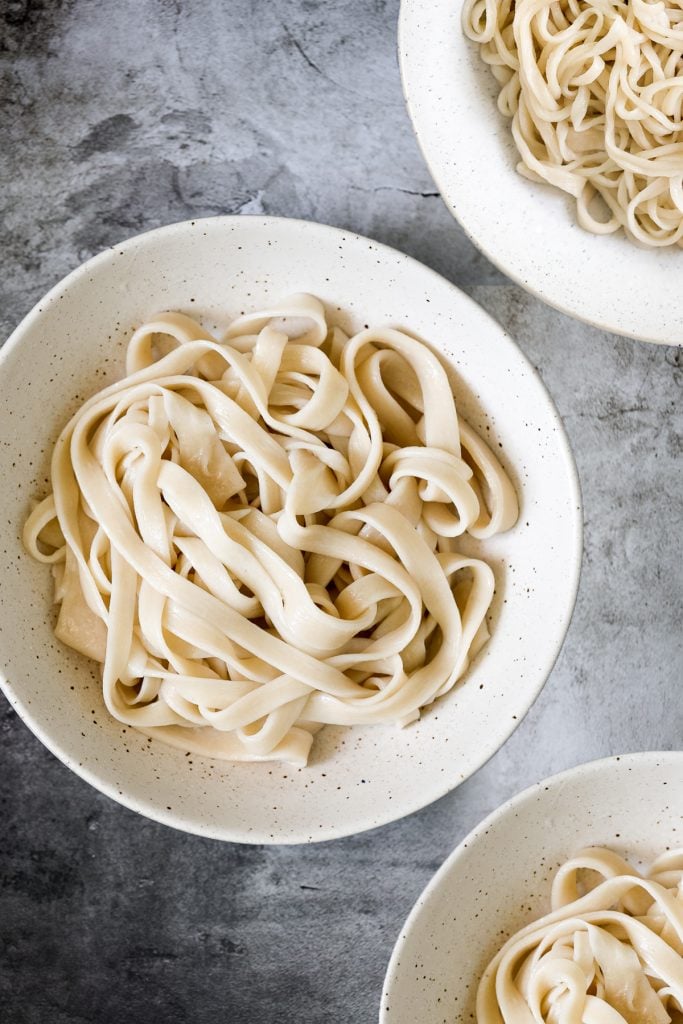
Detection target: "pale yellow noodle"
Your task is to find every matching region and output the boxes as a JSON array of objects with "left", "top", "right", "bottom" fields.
[
  {"left": 477, "top": 847, "right": 683, "bottom": 1023},
  {"left": 23, "top": 294, "right": 518, "bottom": 767},
  {"left": 463, "top": 0, "right": 683, "bottom": 247}
]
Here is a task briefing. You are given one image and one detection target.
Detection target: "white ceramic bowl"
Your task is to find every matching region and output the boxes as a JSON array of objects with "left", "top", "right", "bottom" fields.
[
  {"left": 381, "top": 751, "right": 683, "bottom": 1023},
  {"left": 0, "top": 216, "right": 581, "bottom": 843},
  {"left": 399, "top": 0, "right": 683, "bottom": 346}
]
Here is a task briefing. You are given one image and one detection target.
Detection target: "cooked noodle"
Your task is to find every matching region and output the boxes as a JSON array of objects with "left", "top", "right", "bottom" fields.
[
  {"left": 23, "top": 294, "right": 517, "bottom": 767},
  {"left": 463, "top": 0, "right": 683, "bottom": 247},
  {"left": 478, "top": 847, "right": 683, "bottom": 1023}
]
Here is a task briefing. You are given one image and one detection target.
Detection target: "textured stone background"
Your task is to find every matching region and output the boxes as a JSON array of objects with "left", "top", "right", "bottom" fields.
[{"left": 1, "top": 1, "right": 681, "bottom": 1022}]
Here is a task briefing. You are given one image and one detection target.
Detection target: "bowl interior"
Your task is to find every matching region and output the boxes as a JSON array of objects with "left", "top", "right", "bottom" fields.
[
  {"left": 0, "top": 216, "right": 580, "bottom": 842},
  {"left": 381, "top": 752, "right": 683, "bottom": 1023},
  {"left": 399, "top": 0, "right": 683, "bottom": 345}
]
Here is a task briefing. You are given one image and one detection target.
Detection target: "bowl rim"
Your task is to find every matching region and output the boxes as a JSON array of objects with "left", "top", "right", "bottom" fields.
[
  {"left": 397, "top": 0, "right": 679, "bottom": 347},
  {"left": 0, "top": 214, "right": 582, "bottom": 843},
  {"left": 379, "top": 749, "right": 683, "bottom": 1020}
]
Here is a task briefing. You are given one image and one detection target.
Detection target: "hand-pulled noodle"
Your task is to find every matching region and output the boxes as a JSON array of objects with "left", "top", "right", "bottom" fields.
[
  {"left": 24, "top": 294, "right": 517, "bottom": 767},
  {"left": 463, "top": 0, "right": 683, "bottom": 248},
  {"left": 477, "top": 847, "right": 683, "bottom": 1023}
]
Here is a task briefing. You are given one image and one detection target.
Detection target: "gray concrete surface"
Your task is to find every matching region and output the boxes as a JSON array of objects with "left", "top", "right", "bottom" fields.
[{"left": 1, "top": 2, "right": 681, "bottom": 1022}]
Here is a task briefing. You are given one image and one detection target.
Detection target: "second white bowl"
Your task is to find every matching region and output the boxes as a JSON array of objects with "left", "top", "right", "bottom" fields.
[
  {"left": 399, "top": 0, "right": 683, "bottom": 345},
  {"left": 381, "top": 751, "right": 683, "bottom": 1022}
]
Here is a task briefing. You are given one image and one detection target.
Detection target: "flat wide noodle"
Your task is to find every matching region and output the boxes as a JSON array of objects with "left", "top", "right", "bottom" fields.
[
  {"left": 477, "top": 847, "right": 683, "bottom": 1023},
  {"left": 463, "top": 0, "right": 683, "bottom": 247},
  {"left": 23, "top": 294, "right": 518, "bottom": 766}
]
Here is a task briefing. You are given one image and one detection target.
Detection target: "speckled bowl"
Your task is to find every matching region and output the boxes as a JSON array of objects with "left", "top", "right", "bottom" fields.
[
  {"left": 399, "top": 0, "right": 683, "bottom": 346},
  {"left": 381, "top": 751, "right": 683, "bottom": 1023},
  {"left": 0, "top": 216, "right": 581, "bottom": 843}
]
